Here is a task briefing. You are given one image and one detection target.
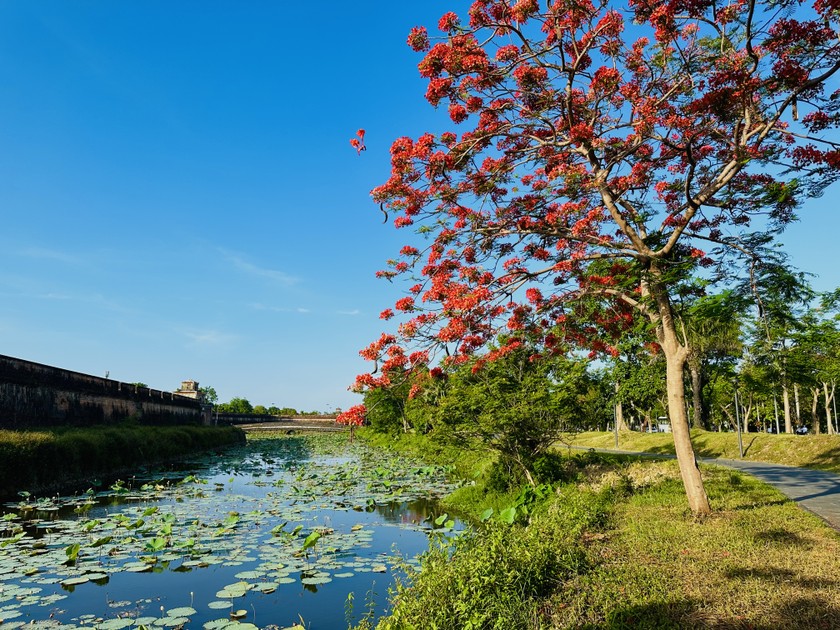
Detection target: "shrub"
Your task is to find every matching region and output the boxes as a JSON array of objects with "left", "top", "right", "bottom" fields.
[{"left": 378, "top": 517, "right": 587, "bottom": 630}]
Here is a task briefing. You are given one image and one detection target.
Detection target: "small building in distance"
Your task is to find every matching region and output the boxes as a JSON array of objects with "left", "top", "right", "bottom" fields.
[
  {"left": 174, "top": 380, "right": 204, "bottom": 401},
  {"left": 174, "top": 380, "right": 213, "bottom": 424}
]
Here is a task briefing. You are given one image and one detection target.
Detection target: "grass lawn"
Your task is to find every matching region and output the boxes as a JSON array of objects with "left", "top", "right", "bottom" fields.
[
  {"left": 550, "top": 459, "right": 840, "bottom": 628},
  {"left": 564, "top": 429, "right": 840, "bottom": 473}
]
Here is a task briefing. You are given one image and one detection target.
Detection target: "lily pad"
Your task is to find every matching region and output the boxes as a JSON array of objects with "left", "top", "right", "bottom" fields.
[
  {"left": 0, "top": 435, "right": 461, "bottom": 629},
  {"left": 252, "top": 582, "right": 277, "bottom": 593},
  {"left": 60, "top": 576, "right": 90, "bottom": 586},
  {"left": 300, "top": 576, "right": 332, "bottom": 585},
  {"left": 133, "top": 617, "right": 158, "bottom": 625},
  {"left": 96, "top": 619, "right": 135, "bottom": 629}
]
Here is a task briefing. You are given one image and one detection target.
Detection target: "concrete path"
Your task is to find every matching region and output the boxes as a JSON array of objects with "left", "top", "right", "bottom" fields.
[
  {"left": 702, "top": 457, "right": 840, "bottom": 530},
  {"left": 578, "top": 447, "right": 840, "bottom": 530}
]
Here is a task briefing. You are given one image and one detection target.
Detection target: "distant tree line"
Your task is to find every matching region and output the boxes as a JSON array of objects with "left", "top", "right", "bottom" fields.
[{"left": 207, "top": 393, "right": 324, "bottom": 417}]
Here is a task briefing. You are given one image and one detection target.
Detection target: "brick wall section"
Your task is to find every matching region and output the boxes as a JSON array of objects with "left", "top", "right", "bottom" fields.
[{"left": 0, "top": 354, "right": 204, "bottom": 428}]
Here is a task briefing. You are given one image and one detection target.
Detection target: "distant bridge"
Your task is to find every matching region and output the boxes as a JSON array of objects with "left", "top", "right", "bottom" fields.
[{"left": 215, "top": 413, "right": 345, "bottom": 433}]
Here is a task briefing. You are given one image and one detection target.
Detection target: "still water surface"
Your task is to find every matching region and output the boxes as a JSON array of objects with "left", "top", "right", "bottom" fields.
[{"left": 0, "top": 435, "right": 462, "bottom": 629}]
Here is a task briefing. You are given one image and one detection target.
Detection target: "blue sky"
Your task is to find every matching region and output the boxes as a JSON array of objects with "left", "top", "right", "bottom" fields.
[{"left": 0, "top": 1, "right": 836, "bottom": 412}]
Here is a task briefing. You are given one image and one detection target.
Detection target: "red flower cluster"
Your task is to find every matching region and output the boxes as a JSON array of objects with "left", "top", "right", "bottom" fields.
[
  {"left": 349, "top": 129, "right": 366, "bottom": 155},
  {"left": 336, "top": 405, "right": 366, "bottom": 426}
]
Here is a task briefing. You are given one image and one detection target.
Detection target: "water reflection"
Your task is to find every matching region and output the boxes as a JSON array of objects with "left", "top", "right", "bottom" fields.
[
  {"left": 375, "top": 497, "right": 443, "bottom": 527},
  {"left": 0, "top": 435, "right": 463, "bottom": 629}
]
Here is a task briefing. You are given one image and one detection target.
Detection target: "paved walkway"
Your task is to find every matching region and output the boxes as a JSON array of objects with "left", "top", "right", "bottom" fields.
[
  {"left": 703, "top": 457, "right": 840, "bottom": 529},
  {"left": 581, "top": 447, "right": 840, "bottom": 530}
]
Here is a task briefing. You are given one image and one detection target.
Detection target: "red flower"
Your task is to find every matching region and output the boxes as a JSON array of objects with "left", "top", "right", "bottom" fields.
[
  {"left": 438, "top": 11, "right": 459, "bottom": 32},
  {"left": 337, "top": 404, "right": 366, "bottom": 426},
  {"left": 407, "top": 26, "right": 430, "bottom": 52},
  {"left": 350, "top": 129, "right": 366, "bottom": 155},
  {"left": 395, "top": 297, "right": 415, "bottom": 312}
]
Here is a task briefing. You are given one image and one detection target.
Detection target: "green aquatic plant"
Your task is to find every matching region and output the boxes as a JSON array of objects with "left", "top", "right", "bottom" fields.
[{"left": 0, "top": 434, "right": 460, "bottom": 627}]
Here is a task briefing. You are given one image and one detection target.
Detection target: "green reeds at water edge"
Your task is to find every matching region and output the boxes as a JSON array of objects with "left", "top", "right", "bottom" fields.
[{"left": 0, "top": 424, "right": 245, "bottom": 498}]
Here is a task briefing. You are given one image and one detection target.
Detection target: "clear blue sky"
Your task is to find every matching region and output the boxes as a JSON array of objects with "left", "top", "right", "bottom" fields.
[{"left": 0, "top": 1, "right": 835, "bottom": 412}]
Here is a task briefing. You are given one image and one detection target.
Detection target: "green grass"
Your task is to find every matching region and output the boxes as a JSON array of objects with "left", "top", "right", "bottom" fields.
[
  {"left": 550, "top": 460, "right": 840, "bottom": 629},
  {"left": 564, "top": 429, "right": 840, "bottom": 473},
  {"left": 0, "top": 424, "right": 245, "bottom": 498},
  {"left": 362, "top": 430, "right": 840, "bottom": 629}
]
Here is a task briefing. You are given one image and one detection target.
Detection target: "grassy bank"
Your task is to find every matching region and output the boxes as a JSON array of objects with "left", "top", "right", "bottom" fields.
[
  {"left": 0, "top": 424, "right": 245, "bottom": 498},
  {"left": 361, "top": 430, "right": 840, "bottom": 629},
  {"left": 566, "top": 429, "right": 840, "bottom": 472}
]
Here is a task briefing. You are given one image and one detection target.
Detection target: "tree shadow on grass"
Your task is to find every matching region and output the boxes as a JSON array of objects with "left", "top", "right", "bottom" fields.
[
  {"left": 579, "top": 596, "right": 840, "bottom": 629},
  {"left": 725, "top": 564, "right": 837, "bottom": 589},
  {"left": 729, "top": 499, "right": 789, "bottom": 512},
  {"left": 769, "top": 596, "right": 840, "bottom": 629},
  {"left": 578, "top": 598, "right": 699, "bottom": 629},
  {"left": 803, "top": 446, "right": 840, "bottom": 472},
  {"left": 752, "top": 527, "right": 812, "bottom": 548}
]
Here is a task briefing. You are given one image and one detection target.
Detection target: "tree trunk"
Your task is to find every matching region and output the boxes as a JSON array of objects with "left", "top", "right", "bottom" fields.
[
  {"left": 720, "top": 403, "right": 735, "bottom": 431},
  {"left": 689, "top": 362, "right": 706, "bottom": 430},
  {"left": 617, "top": 403, "right": 630, "bottom": 430},
  {"left": 824, "top": 382, "right": 834, "bottom": 435},
  {"left": 794, "top": 383, "right": 801, "bottom": 428},
  {"left": 647, "top": 272, "right": 710, "bottom": 515},
  {"left": 783, "top": 384, "right": 793, "bottom": 434},
  {"left": 742, "top": 396, "right": 751, "bottom": 434},
  {"left": 812, "top": 387, "right": 821, "bottom": 435},
  {"left": 615, "top": 382, "right": 630, "bottom": 431},
  {"left": 664, "top": 352, "right": 711, "bottom": 514}
]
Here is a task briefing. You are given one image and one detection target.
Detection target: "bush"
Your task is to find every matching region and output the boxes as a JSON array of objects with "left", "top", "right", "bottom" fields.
[{"left": 378, "top": 518, "right": 586, "bottom": 630}]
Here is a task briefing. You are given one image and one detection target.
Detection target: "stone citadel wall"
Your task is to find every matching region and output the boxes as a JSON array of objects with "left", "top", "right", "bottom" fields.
[{"left": 0, "top": 354, "right": 206, "bottom": 428}]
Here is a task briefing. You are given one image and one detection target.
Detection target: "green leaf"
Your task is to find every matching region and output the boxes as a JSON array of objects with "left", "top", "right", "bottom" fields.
[
  {"left": 144, "top": 537, "right": 167, "bottom": 552},
  {"left": 480, "top": 508, "right": 494, "bottom": 522},
  {"left": 0, "top": 531, "right": 26, "bottom": 547},
  {"left": 65, "top": 542, "right": 81, "bottom": 562},
  {"left": 499, "top": 507, "right": 517, "bottom": 524},
  {"left": 302, "top": 531, "right": 321, "bottom": 551}
]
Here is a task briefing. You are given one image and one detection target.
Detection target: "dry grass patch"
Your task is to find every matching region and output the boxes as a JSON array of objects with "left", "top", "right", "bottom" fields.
[{"left": 550, "top": 461, "right": 840, "bottom": 629}]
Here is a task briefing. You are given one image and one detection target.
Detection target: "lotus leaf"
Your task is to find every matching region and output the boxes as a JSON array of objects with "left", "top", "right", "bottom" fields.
[{"left": 96, "top": 619, "right": 134, "bottom": 629}]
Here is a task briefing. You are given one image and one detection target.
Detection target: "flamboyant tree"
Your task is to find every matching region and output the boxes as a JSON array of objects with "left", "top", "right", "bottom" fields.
[{"left": 352, "top": 0, "right": 840, "bottom": 514}]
